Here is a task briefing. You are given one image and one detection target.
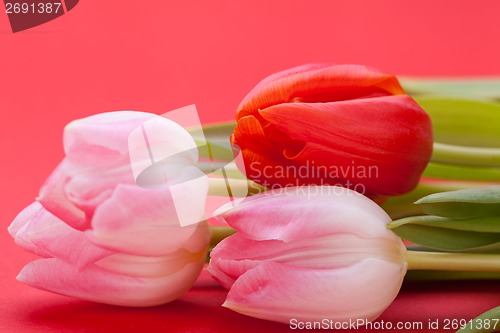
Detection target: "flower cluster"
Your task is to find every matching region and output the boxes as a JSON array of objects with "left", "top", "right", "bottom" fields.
[{"left": 13, "top": 64, "right": 491, "bottom": 328}]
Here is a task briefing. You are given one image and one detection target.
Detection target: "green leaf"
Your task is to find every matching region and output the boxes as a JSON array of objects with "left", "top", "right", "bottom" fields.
[
  {"left": 389, "top": 215, "right": 500, "bottom": 233},
  {"left": 417, "top": 202, "right": 500, "bottom": 219},
  {"left": 456, "top": 306, "right": 500, "bottom": 333},
  {"left": 401, "top": 78, "right": 500, "bottom": 100},
  {"left": 414, "top": 97, "right": 500, "bottom": 148},
  {"left": 415, "top": 186, "right": 500, "bottom": 219},
  {"left": 388, "top": 220, "right": 500, "bottom": 252},
  {"left": 416, "top": 185, "right": 500, "bottom": 204},
  {"left": 382, "top": 180, "right": 490, "bottom": 219}
]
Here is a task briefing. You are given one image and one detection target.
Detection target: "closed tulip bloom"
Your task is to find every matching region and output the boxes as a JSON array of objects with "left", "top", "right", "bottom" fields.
[
  {"left": 208, "top": 186, "right": 407, "bottom": 324},
  {"left": 231, "top": 64, "right": 433, "bottom": 197},
  {"left": 8, "top": 111, "right": 210, "bottom": 306}
]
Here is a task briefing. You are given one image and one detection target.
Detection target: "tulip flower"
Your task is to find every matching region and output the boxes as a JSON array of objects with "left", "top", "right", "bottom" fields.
[
  {"left": 231, "top": 64, "right": 433, "bottom": 197},
  {"left": 208, "top": 186, "right": 407, "bottom": 324},
  {"left": 8, "top": 111, "right": 210, "bottom": 306}
]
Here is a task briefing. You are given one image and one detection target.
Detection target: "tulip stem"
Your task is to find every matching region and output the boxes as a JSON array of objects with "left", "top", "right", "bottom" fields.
[
  {"left": 193, "top": 121, "right": 236, "bottom": 137},
  {"left": 400, "top": 77, "right": 500, "bottom": 100},
  {"left": 210, "top": 226, "right": 236, "bottom": 247},
  {"left": 432, "top": 143, "right": 500, "bottom": 168},
  {"left": 207, "top": 178, "right": 267, "bottom": 196},
  {"left": 406, "top": 250, "right": 500, "bottom": 272}
]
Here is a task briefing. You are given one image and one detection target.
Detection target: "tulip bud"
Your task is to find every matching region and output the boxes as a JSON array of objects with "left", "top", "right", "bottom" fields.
[
  {"left": 231, "top": 64, "right": 433, "bottom": 197},
  {"left": 208, "top": 186, "right": 407, "bottom": 324},
  {"left": 8, "top": 111, "right": 210, "bottom": 306}
]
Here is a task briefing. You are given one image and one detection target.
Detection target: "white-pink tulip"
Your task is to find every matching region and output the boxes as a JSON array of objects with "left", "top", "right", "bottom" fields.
[
  {"left": 8, "top": 111, "right": 210, "bottom": 306},
  {"left": 208, "top": 186, "right": 407, "bottom": 324}
]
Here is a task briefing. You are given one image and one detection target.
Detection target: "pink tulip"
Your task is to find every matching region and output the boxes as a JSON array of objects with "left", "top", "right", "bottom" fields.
[
  {"left": 209, "top": 186, "right": 407, "bottom": 324},
  {"left": 8, "top": 111, "right": 210, "bottom": 306}
]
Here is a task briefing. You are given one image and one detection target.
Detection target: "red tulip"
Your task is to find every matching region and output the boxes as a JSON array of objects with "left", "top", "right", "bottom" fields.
[{"left": 231, "top": 64, "right": 433, "bottom": 197}]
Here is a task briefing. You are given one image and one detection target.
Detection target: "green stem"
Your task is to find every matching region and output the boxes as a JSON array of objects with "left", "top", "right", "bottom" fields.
[
  {"left": 210, "top": 226, "right": 236, "bottom": 247},
  {"left": 432, "top": 143, "right": 500, "bottom": 168},
  {"left": 407, "top": 250, "right": 500, "bottom": 272},
  {"left": 198, "top": 162, "right": 246, "bottom": 179},
  {"left": 404, "top": 270, "right": 500, "bottom": 281},
  {"left": 198, "top": 121, "right": 236, "bottom": 137},
  {"left": 207, "top": 177, "right": 266, "bottom": 196},
  {"left": 401, "top": 77, "right": 500, "bottom": 100},
  {"left": 423, "top": 162, "right": 500, "bottom": 182}
]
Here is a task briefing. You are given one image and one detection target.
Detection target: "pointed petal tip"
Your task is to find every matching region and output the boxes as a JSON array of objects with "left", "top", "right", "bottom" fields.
[{"left": 8, "top": 201, "right": 44, "bottom": 238}]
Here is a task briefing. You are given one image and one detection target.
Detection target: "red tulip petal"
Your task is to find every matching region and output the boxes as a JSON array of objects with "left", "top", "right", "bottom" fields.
[
  {"left": 237, "top": 64, "right": 405, "bottom": 119},
  {"left": 261, "top": 95, "right": 431, "bottom": 159},
  {"left": 252, "top": 95, "right": 432, "bottom": 194},
  {"left": 232, "top": 115, "right": 298, "bottom": 185},
  {"left": 284, "top": 142, "right": 421, "bottom": 195},
  {"left": 223, "top": 259, "right": 406, "bottom": 324}
]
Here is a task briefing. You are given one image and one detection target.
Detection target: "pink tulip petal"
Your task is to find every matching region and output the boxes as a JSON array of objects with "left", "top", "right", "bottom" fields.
[
  {"left": 63, "top": 111, "right": 155, "bottom": 160},
  {"left": 223, "top": 259, "right": 406, "bottom": 324},
  {"left": 11, "top": 204, "right": 112, "bottom": 267},
  {"left": 127, "top": 113, "right": 199, "bottom": 177},
  {"left": 8, "top": 201, "right": 43, "bottom": 237},
  {"left": 210, "top": 232, "right": 406, "bottom": 289},
  {"left": 10, "top": 210, "right": 52, "bottom": 259},
  {"left": 180, "top": 221, "right": 211, "bottom": 253},
  {"left": 209, "top": 257, "right": 261, "bottom": 290},
  {"left": 96, "top": 245, "right": 207, "bottom": 278},
  {"left": 237, "top": 64, "right": 405, "bottom": 119},
  {"left": 89, "top": 179, "right": 208, "bottom": 256},
  {"left": 209, "top": 235, "right": 287, "bottom": 288},
  {"left": 64, "top": 165, "right": 134, "bottom": 220},
  {"left": 65, "top": 111, "right": 199, "bottom": 172},
  {"left": 38, "top": 160, "right": 136, "bottom": 231},
  {"left": 38, "top": 162, "right": 87, "bottom": 230},
  {"left": 215, "top": 186, "right": 396, "bottom": 242},
  {"left": 17, "top": 257, "right": 205, "bottom": 307}
]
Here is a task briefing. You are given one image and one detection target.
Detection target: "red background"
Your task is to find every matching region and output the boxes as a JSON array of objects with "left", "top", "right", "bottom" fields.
[{"left": 1, "top": 1, "right": 500, "bottom": 332}]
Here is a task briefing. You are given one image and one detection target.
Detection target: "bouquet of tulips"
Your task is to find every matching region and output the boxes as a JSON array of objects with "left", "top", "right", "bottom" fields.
[{"left": 9, "top": 64, "right": 500, "bottom": 332}]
